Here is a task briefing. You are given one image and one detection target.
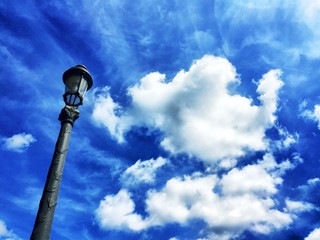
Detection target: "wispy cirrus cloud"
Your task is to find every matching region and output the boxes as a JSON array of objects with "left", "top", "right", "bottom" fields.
[
  {"left": 214, "top": 0, "right": 320, "bottom": 59},
  {"left": 11, "top": 186, "right": 41, "bottom": 212},
  {"left": 1, "top": 132, "right": 36, "bottom": 153}
]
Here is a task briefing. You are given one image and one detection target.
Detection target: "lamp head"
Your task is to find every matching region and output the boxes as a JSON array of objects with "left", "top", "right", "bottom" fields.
[{"left": 62, "top": 65, "right": 93, "bottom": 107}]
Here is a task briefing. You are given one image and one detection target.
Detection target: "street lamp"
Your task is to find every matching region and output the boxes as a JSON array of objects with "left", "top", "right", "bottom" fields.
[{"left": 31, "top": 65, "right": 93, "bottom": 239}]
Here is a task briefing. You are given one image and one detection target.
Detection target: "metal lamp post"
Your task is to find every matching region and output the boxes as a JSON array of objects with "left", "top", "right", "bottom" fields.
[{"left": 31, "top": 65, "right": 93, "bottom": 239}]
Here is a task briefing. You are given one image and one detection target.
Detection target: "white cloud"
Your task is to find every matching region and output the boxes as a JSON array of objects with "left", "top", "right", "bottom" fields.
[
  {"left": 281, "top": 133, "right": 297, "bottom": 149},
  {"left": 93, "top": 53, "right": 298, "bottom": 239},
  {"left": 2, "top": 132, "right": 36, "bottom": 153},
  {"left": 285, "top": 199, "right": 314, "bottom": 213},
  {"left": 0, "top": 220, "right": 20, "bottom": 240},
  {"left": 0, "top": 221, "right": 9, "bottom": 237},
  {"left": 220, "top": 163, "right": 281, "bottom": 197},
  {"left": 96, "top": 153, "right": 299, "bottom": 239},
  {"left": 296, "top": 0, "right": 320, "bottom": 58},
  {"left": 204, "top": 232, "right": 236, "bottom": 240},
  {"left": 300, "top": 104, "right": 320, "bottom": 129},
  {"left": 305, "top": 228, "right": 320, "bottom": 240},
  {"left": 273, "top": 125, "right": 298, "bottom": 150},
  {"left": 91, "top": 87, "right": 124, "bottom": 142},
  {"left": 297, "top": 177, "right": 320, "bottom": 194},
  {"left": 11, "top": 186, "right": 41, "bottom": 211},
  {"left": 257, "top": 153, "right": 303, "bottom": 177},
  {"left": 307, "top": 178, "right": 320, "bottom": 185},
  {"left": 215, "top": 0, "right": 320, "bottom": 61},
  {"left": 121, "top": 157, "right": 168, "bottom": 186},
  {"left": 146, "top": 174, "right": 218, "bottom": 226},
  {"left": 92, "top": 55, "right": 284, "bottom": 163},
  {"left": 95, "top": 189, "right": 147, "bottom": 231}
]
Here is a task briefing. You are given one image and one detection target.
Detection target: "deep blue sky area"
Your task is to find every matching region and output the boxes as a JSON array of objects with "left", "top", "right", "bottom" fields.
[{"left": 1, "top": 1, "right": 320, "bottom": 240}]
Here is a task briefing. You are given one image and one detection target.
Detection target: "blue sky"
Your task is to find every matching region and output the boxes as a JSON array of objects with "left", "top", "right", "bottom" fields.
[{"left": 1, "top": 1, "right": 320, "bottom": 239}]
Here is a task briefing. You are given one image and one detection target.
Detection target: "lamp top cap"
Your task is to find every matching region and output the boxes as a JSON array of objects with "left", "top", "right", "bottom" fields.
[{"left": 63, "top": 64, "right": 93, "bottom": 90}]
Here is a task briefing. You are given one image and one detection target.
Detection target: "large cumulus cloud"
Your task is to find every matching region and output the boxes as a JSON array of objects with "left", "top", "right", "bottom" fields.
[
  {"left": 92, "top": 55, "right": 283, "bottom": 164},
  {"left": 95, "top": 153, "right": 308, "bottom": 239},
  {"left": 91, "top": 55, "right": 308, "bottom": 240}
]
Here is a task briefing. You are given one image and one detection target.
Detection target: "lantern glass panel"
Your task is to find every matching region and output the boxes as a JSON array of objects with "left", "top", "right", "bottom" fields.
[
  {"left": 78, "top": 77, "right": 88, "bottom": 96},
  {"left": 64, "top": 74, "right": 81, "bottom": 93}
]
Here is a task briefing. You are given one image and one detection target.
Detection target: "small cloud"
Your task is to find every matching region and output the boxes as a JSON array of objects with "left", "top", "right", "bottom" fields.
[
  {"left": 300, "top": 103, "right": 320, "bottom": 129},
  {"left": 305, "top": 228, "right": 320, "bottom": 240},
  {"left": 307, "top": 178, "right": 320, "bottom": 185},
  {"left": 0, "top": 220, "right": 9, "bottom": 237},
  {"left": 285, "top": 199, "right": 315, "bottom": 213},
  {"left": 121, "top": 157, "right": 168, "bottom": 186},
  {"left": 0, "top": 219, "right": 21, "bottom": 240},
  {"left": 91, "top": 87, "right": 124, "bottom": 142},
  {"left": 220, "top": 161, "right": 280, "bottom": 197},
  {"left": 296, "top": 177, "right": 320, "bottom": 194},
  {"left": 219, "top": 158, "right": 237, "bottom": 169},
  {"left": 298, "top": 99, "right": 308, "bottom": 112},
  {"left": 258, "top": 153, "right": 302, "bottom": 177},
  {"left": 2, "top": 132, "right": 36, "bottom": 153},
  {"left": 273, "top": 125, "right": 298, "bottom": 150},
  {"left": 95, "top": 189, "right": 147, "bottom": 231}
]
